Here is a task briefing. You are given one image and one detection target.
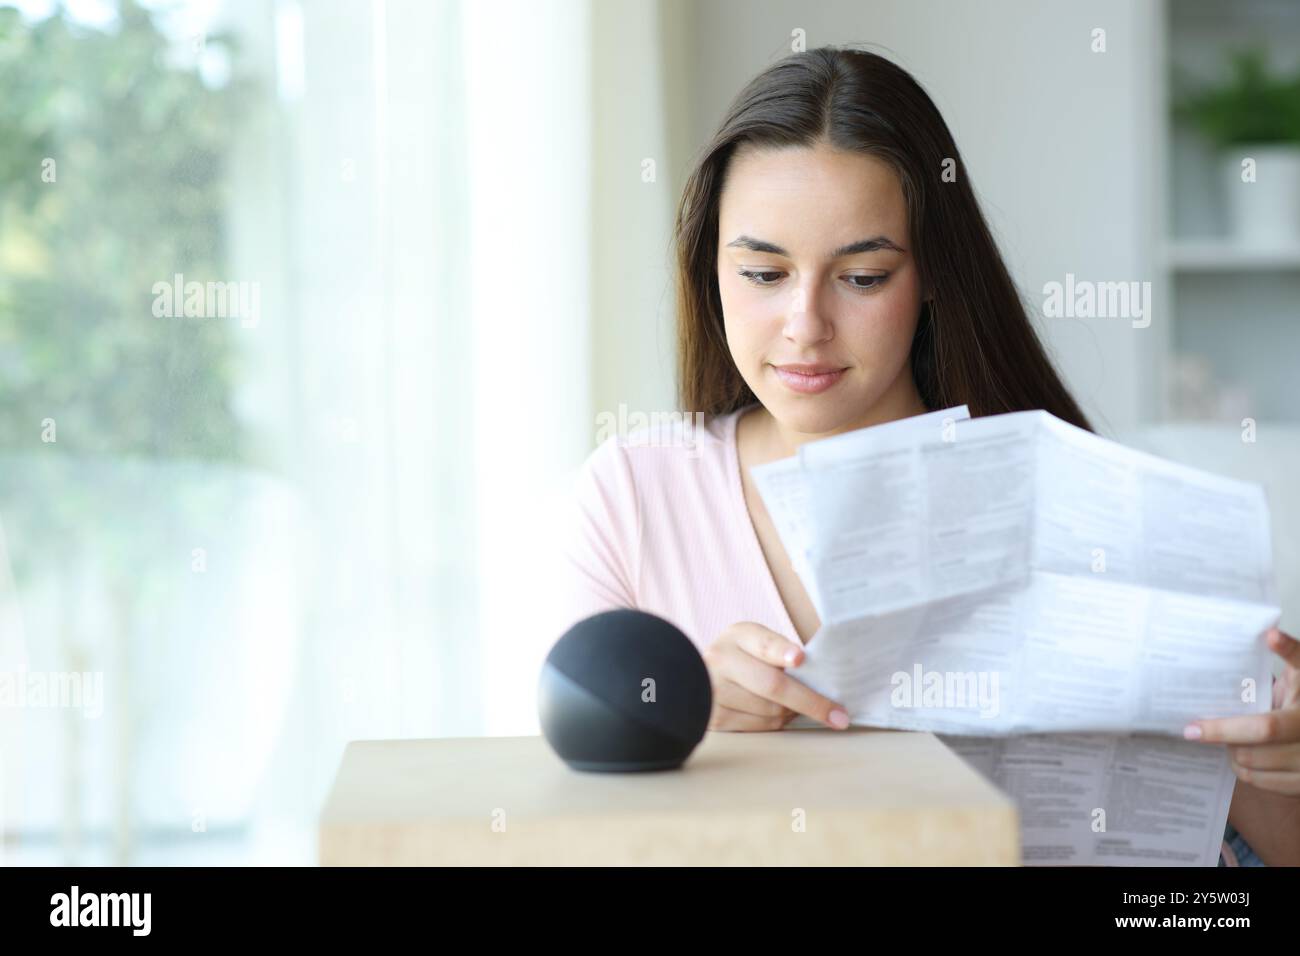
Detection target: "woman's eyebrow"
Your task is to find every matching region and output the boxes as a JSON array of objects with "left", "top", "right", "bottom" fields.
[{"left": 725, "top": 234, "right": 906, "bottom": 257}]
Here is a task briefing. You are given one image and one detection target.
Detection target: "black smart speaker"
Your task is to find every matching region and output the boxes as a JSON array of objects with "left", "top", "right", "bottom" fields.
[{"left": 538, "top": 609, "right": 712, "bottom": 772}]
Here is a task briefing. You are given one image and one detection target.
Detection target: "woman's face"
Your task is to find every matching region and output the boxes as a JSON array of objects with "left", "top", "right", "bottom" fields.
[{"left": 716, "top": 141, "right": 925, "bottom": 438}]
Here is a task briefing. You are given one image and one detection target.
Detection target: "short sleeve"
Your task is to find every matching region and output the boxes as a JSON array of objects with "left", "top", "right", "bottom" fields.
[{"left": 553, "top": 435, "right": 640, "bottom": 636}]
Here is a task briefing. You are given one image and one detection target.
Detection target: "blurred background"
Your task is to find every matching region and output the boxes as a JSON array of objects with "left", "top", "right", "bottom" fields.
[{"left": 0, "top": 0, "right": 1296, "bottom": 865}]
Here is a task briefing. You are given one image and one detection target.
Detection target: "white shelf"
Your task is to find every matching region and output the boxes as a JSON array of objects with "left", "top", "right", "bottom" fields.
[{"left": 1164, "top": 239, "right": 1300, "bottom": 272}]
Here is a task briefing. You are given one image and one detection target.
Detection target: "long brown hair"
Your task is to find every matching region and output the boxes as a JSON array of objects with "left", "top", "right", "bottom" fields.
[{"left": 674, "top": 46, "right": 1092, "bottom": 431}]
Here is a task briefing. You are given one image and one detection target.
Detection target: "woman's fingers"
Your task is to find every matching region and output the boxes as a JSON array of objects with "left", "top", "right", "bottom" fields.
[
  {"left": 704, "top": 622, "right": 848, "bottom": 731},
  {"left": 1227, "top": 765, "right": 1300, "bottom": 796},
  {"left": 714, "top": 678, "right": 795, "bottom": 719},
  {"left": 1230, "top": 740, "right": 1300, "bottom": 772},
  {"left": 1267, "top": 627, "right": 1300, "bottom": 668},
  {"left": 716, "top": 638, "right": 848, "bottom": 729},
  {"left": 1195, "top": 705, "right": 1300, "bottom": 745},
  {"left": 732, "top": 622, "right": 806, "bottom": 668},
  {"left": 1266, "top": 628, "right": 1300, "bottom": 709},
  {"left": 709, "top": 703, "right": 788, "bottom": 732}
]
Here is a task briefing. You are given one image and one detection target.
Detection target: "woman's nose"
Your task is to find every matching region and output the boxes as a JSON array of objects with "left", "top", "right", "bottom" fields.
[{"left": 782, "top": 283, "right": 834, "bottom": 344}]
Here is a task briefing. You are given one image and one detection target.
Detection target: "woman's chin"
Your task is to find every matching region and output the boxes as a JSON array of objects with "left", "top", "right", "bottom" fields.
[{"left": 764, "top": 395, "right": 867, "bottom": 439}]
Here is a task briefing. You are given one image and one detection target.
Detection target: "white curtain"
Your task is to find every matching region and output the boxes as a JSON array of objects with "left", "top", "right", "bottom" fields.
[
  {"left": 2, "top": 0, "right": 678, "bottom": 864},
  {"left": 238, "top": 0, "right": 601, "bottom": 851}
]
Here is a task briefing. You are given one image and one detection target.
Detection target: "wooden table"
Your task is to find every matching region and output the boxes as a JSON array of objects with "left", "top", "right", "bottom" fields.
[{"left": 318, "top": 727, "right": 1020, "bottom": 865}]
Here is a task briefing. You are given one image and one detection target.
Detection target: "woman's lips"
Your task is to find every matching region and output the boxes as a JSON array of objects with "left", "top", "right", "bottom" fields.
[{"left": 770, "top": 364, "right": 847, "bottom": 394}]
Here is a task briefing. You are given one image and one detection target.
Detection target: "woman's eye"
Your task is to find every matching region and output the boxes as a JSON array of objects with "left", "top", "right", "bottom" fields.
[
  {"left": 844, "top": 274, "right": 887, "bottom": 292},
  {"left": 737, "top": 269, "right": 783, "bottom": 287},
  {"left": 736, "top": 269, "right": 888, "bottom": 292}
]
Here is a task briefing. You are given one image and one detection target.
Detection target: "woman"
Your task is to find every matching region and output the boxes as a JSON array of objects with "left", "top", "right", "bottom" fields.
[{"left": 561, "top": 46, "right": 1299, "bottom": 866}]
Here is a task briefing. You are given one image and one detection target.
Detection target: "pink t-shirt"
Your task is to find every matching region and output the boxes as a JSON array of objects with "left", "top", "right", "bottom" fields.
[{"left": 557, "top": 403, "right": 801, "bottom": 653}]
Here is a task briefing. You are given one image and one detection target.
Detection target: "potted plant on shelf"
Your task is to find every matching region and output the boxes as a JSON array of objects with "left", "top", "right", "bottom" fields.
[{"left": 1176, "top": 48, "right": 1300, "bottom": 248}]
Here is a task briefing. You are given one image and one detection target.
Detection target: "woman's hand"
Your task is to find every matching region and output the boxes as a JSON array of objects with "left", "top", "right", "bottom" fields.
[
  {"left": 1188, "top": 627, "right": 1300, "bottom": 795},
  {"left": 702, "top": 621, "right": 851, "bottom": 731}
]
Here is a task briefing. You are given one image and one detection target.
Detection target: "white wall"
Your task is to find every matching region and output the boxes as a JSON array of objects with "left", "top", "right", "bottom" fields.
[{"left": 588, "top": 0, "right": 685, "bottom": 429}]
